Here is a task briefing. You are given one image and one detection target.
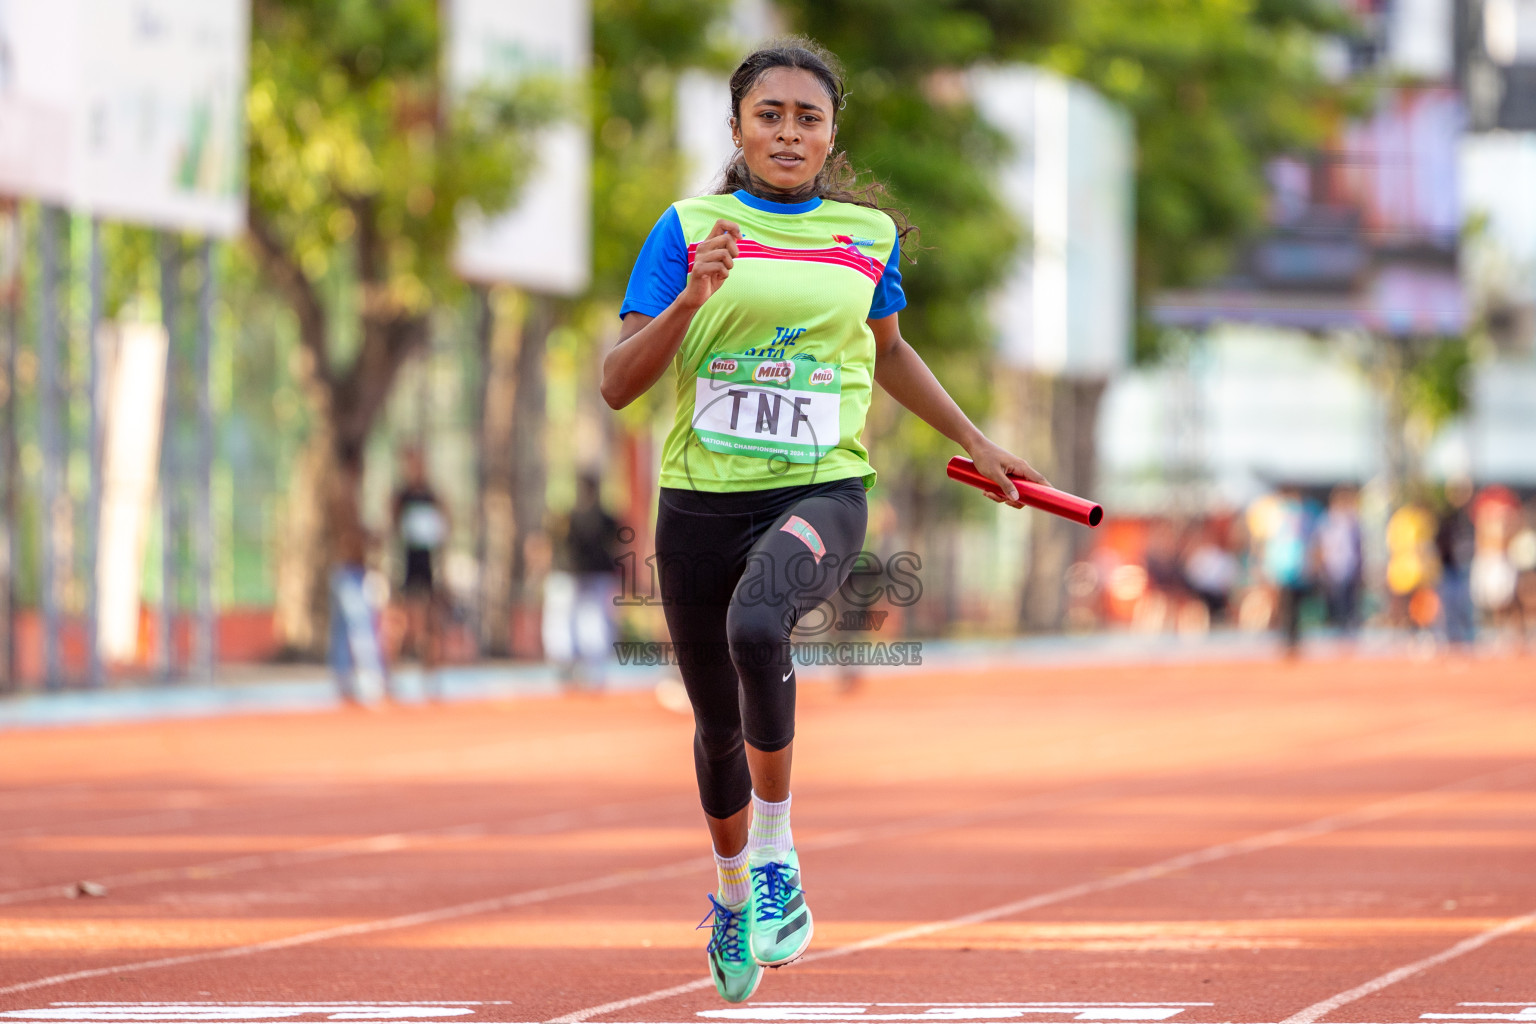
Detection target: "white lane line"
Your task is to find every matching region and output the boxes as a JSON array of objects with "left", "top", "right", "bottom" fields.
[
  {"left": 0, "top": 782, "right": 1123, "bottom": 998},
  {"left": 3, "top": 758, "right": 1528, "bottom": 1003},
  {"left": 0, "top": 799, "right": 675, "bottom": 907},
  {"left": 0, "top": 855, "right": 715, "bottom": 997},
  {"left": 0, "top": 810, "right": 199, "bottom": 844},
  {"left": 545, "top": 763, "right": 1534, "bottom": 1024},
  {"left": 1278, "top": 909, "right": 1536, "bottom": 1024}
]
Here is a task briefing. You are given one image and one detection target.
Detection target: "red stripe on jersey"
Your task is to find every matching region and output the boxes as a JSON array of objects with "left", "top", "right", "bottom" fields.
[{"left": 687, "top": 238, "right": 884, "bottom": 283}]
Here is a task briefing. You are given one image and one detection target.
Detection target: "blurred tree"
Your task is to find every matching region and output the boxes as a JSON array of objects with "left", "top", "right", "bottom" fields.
[
  {"left": 473, "top": 0, "right": 728, "bottom": 655},
  {"left": 589, "top": 0, "right": 733, "bottom": 301},
  {"left": 1019, "top": 0, "right": 1360, "bottom": 628},
  {"left": 1035, "top": 0, "right": 1360, "bottom": 361},
  {"left": 772, "top": 0, "right": 1061, "bottom": 603},
  {"left": 777, "top": 1, "right": 1359, "bottom": 632},
  {"left": 246, "top": 0, "right": 556, "bottom": 654}
]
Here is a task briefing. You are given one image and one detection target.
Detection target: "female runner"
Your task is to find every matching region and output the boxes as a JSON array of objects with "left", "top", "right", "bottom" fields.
[{"left": 602, "top": 38, "right": 1044, "bottom": 1002}]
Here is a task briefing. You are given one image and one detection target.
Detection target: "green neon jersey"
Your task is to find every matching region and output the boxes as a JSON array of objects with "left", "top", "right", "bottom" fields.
[{"left": 621, "top": 189, "right": 906, "bottom": 493}]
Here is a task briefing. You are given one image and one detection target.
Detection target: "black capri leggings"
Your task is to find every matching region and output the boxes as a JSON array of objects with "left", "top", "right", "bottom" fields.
[{"left": 655, "top": 477, "right": 868, "bottom": 819}]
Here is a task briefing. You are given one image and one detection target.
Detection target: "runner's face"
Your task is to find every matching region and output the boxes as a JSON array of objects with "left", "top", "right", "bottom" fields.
[{"left": 733, "top": 67, "right": 836, "bottom": 193}]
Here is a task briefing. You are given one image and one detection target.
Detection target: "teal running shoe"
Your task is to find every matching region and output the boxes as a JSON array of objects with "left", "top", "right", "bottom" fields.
[
  {"left": 697, "top": 893, "right": 762, "bottom": 1002},
  {"left": 749, "top": 848, "right": 813, "bottom": 966}
]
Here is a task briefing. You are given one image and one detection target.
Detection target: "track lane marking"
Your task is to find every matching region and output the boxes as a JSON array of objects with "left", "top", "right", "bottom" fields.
[
  {"left": 1, "top": 753, "right": 1527, "bottom": 1002},
  {"left": 0, "top": 856, "right": 717, "bottom": 997},
  {"left": 544, "top": 763, "right": 1534, "bottom": 1024},
  {"left": 0, "top": 782, "right": 1142, "bottom": 996},
  {"left": 1277, "top": 910, "right": 1536, "bottom": 1024},
  {"left": 0, "top": 664, "right": 1521, "bottom": 873},
  {"left": 0, "top": 783, "right": 382, "bottom": 842},
  {"left": 0, "top": 798, "right": 681, "bottom": 907}
]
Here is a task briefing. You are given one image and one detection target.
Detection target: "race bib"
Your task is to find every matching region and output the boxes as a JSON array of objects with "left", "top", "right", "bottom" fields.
[{"left": 693, "top": 355, "right": 841, "bottom": 463}]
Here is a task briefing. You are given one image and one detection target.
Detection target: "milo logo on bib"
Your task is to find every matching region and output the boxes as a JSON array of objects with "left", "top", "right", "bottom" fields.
[
  {"left": 693, "top": 355, "right": 842, "bottom": 463},
  {"left": 752, "top": 361, "right": 794, "bottom": 385}
]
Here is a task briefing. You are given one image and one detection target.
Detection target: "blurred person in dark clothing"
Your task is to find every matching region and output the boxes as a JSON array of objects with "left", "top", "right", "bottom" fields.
[
  {"left": 1135, "top": 520, "right": 1186, "bottom": 632},
  {"left": 1316, "top": 486, "right": 1363, "bottom": 634},
  {"left": 391, "top": 446, "right": 451, "bottom": 690},
  {"left": 1436, "top": 477, "right": 1477, "bottom": 649},
  {"left": 546, "top": 472, "right": 623, "bottom": 687},
  {"left": 1183, "top": 525, "right": 1238, "bottom": 625},
  {"left": 1511, "top": 503, "right": 1536, "bottom": 650}
]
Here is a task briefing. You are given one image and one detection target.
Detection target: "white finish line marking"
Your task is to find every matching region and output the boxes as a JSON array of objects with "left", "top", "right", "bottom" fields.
[
  {"left": 1278, "top": 910, "right": 1536, "bottom": 1024},
  {"left": 0, "top": 776, "right": 1202, "bottom": 998},
  {"left": 546, "top": 764, "right": 1533, "bottom": 1024},
  {"left": 9, "top": 1005, "right": 1536, "bottom": 1024},
  {"left": 2, "top": 765, "right": 1529, "bottom": 1006},
  {"left": 0, "top": 1007, "right": 535, "bottom": 1024},
  {"left": 0, "top": 1010, "right": 475, "bottom": 1021},
  {"left": 0, "top": 1008, "right": 1212, "bottom": 1024},
  {"left": 696, "top": 1006, "right": 1207, "bottom": 1022}
]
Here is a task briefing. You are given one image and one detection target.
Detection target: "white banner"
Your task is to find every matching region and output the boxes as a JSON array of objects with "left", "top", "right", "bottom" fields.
[
  {"left": 98, "top": 322, "right": 168, "bottom": 663},
  {"left": 972, "top": 66, "right": 1134, "bottom": 379},
  {"left": 0, "top": 0, "right": 248, "bottom": 236},
  {"left": 676, "top": 69, "right": 733, "bottom": 198},
  {"left": 449, "top": 0, "right": 590, "bottom": 293}
]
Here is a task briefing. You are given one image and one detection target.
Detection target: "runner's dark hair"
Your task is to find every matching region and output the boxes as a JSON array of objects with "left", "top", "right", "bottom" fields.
[{"left": 715, "top": 37, "right": 917, "bottom": 253}]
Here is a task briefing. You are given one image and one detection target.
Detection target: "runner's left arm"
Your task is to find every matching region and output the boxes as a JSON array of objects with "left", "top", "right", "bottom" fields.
[{"left": 869, "top": 312, "right": 1048, "bottom": 506}]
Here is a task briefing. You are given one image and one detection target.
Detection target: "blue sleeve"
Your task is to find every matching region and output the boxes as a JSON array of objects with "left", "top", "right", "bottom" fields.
[
  {"left": 620, "top": 206, "right": 687, "bottom": 319},
  {"left": 868, "top": 236, "right": 907, "bottom": 319}
]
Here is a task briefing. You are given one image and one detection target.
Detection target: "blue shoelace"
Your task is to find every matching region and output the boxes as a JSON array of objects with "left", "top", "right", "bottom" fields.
[
  {"left": 697, "top": 893, "right": 749, "bottom": 962},
  {"left": 750, "top": 861, "right": 800, "bottom": 924}
]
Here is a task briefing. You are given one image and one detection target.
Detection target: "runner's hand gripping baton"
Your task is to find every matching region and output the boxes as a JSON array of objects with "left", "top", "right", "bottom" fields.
[{"left": 946, "top": 456, "right": 1104, "bottom": 528}]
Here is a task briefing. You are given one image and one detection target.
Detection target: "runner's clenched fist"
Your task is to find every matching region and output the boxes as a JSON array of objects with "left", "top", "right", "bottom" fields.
[{"left": 680, "top": 219, "right": 741, "bottom": 310}]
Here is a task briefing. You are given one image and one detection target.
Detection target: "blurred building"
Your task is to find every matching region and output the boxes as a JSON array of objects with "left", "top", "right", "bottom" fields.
[
  {"left": 1457, "top": 0, "right": 1536, "bottom": 130},
  {"left": 1103, "top": 0, "right": 1536, "bottom": 514}
]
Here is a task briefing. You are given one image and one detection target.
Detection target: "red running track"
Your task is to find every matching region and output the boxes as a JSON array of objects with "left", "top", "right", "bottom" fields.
[{"left": 0, "top": 655, "right": 1533, "bottom": 1024}]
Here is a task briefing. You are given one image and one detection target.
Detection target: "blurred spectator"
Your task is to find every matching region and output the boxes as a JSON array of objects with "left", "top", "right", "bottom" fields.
[
  {"left": 1134, "top": 520, "right": 1187, "bottom": 632},
  {"left": 390, "top": 446, "right": 451, "bottom": 692},
  {"left": 1315, "top": 486, "right": 1364, "bottom": 634},
  {"left": 1261, "top": 486, "right": 1313, "bottom": 656},
  {"left": 1183, "top": 525, "right": 1238, "bottom": 626},
  {"left": 1470, "top": 486, "right": 1521, "bottom": 642},
  {"left": 1435, "top": 478, "right": 1477, "bottom": 649},
  {"left": 543, "top": 473, "right": 622, "bottom": 688},
  {"left": 328, "top": 450, "right": 388, "bottom": 706},
  {"left": 1511, "top": 503, "right": 1536, "bottom": 649},
  {"left": 1385, "top": 499, "right": 1439, "bottom": 633}
]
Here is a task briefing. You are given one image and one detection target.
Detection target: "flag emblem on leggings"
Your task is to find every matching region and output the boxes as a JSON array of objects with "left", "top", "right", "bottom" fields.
[{"left": 780, "top": 515, "right": 826, "bottom": 564}]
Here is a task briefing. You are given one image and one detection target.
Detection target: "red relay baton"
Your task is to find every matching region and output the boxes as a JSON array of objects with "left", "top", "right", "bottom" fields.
[{"left": 946, "top": 456, "right": 1104, "bottom": 528}]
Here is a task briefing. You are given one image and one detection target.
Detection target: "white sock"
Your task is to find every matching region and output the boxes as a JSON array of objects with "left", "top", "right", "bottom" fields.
[
  {"left": 748, "top": 791, "right": 793, "bottom": 861},
  {"left": 713, "top": 844, "right": 750, "bottom": 907}
]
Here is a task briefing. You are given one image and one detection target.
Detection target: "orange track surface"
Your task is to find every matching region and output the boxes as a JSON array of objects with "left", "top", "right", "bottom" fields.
[{"left": 1, "top": 655, "right": 1533, "bottom": 1024}]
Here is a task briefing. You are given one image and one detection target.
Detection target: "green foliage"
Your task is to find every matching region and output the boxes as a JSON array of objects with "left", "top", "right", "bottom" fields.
[
  {"left": 1403, "top": 336, "right": 1472, "bottom": 431},
  {"left": 247, "top": 0, "right": 558, "bottom": 324},
  {"left": 1033, "top": 0, "right": 1364, "bottom": 361},
  {"left": 765, "top": 1, "right": 1055, "bottom": 493},
  {"left": 790, "top": 0, "right": 1066, "bottom": 71},
  {"left": 589, "top": 0, "right": 728, "bottom": 300},
  {"left": 584, "top": 0, "right": 730, "bottom": 429},
  {"left": 778, "top": 0, "right": 1051, "bottom": 369}
]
